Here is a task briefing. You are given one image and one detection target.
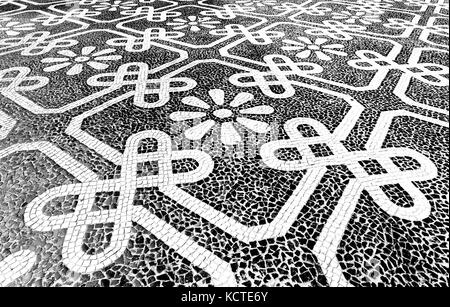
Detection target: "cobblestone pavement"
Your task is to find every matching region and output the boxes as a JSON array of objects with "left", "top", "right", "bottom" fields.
[{"left": 0, "top": 0, "right": 448, "bottom": 287}]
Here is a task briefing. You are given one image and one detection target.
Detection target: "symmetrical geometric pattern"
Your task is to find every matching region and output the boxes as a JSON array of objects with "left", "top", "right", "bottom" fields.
[{"left": 0, "top": 0, "right": 448, "bottom": 287}]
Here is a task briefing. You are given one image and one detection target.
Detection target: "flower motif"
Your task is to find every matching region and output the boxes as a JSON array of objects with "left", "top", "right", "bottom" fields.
[
  {"left": 235, "top": 0, "right": 278, "bottom": 7},
  {"left": 170, "top": 89, "right": 274, "bottom": 146},
  {"left": 91, "top": 0, "right": 138, "bottom": 12},
  {"left": 167, "top": 16, "right": 221, "bottom": 32},
  {"left": 0, "top": 19, "right": 35, "bottom": 36},
  {"left": 41, "top": 46, "right": 122, "bottom": 76},
  {"left": 331, "top": 10, "right": 382, "bottom": 25},
  {"left": 282, "top": 37, "right": 347, "bottom": 61}
]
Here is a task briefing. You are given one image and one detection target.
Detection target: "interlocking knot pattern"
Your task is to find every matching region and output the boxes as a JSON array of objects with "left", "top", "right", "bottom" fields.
[
  {"left": 261, "top": 117, "right": 436, "bottom": 221},
  {"left": 25, "top": 130, "right": 217, "bottom": 275},
  {"left": 87, "top": 63, "right": 196, "bottom": 108}
]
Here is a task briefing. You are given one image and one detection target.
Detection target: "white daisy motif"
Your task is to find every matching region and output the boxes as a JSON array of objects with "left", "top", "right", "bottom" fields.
[
  {"left": 235, "top": 0, "right": 278, "bottom": 7},
  {"left": 331, "top": 10, "right": 382, "bottom": 25},
  {"left": 282, "top": 37, "right": 347, "bottom": 61},
  {"left": 41, "top": 46, "right": 122, "bottom": 76},
  {"left": 91, "top": 0, "right": 138, "bottom": 12},
  {"left": 170, "top": 89, "right": 274, "bottom": 146},
  {"left": 0, "top": 19, "right": 35, "bottom": 36},
  {"left": 167, "top": 16, "right": 221, "bottom": 32}
]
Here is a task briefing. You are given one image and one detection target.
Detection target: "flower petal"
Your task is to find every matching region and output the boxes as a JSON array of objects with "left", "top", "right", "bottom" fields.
[
  {"left": 94, "top": 55, "right": 122, "bottom": 61},
  {"left": 166, "top": 22, "right": 184, "bottom": 26},
  {"left": 92, "top": 48, "right": 116, "bottom": 56},
  {"left": 185, "top": 120, "right": 216, "bottom": 140},
  {"left": 66, "top": 64, "right": 83, "bottom": 75},
  {"left": 87, "top": 61, "right": 109, "bottom": 70},
  {"left": 296, "top": 36, "right": 313, "bottom": 45},
  {"left": 182, "top": 96, "right": 211, "bottom": 109},
  {"left": 201, "top": 24, "right": 218, "bottom": 29},
  {"left": 296, "top": 50, "right": 311, "bottom": 59},
  {"left": 221, "top": 122, "right": 242, "bottom": 145},
  {"left": 239, "top": 105, "right": 274, "bottom": 115},
  {"left": 82, "top": 46, "right": 96, "bottom": 55},
  {"left": 230, "top": 92, "right": 253, "bottom": 107},
  {"left": 58, "top": 50, "right": 77, "bottom": 58},
  {"left": 172, "top": 25, "right": 188, "bottom": 30},
  {"left": 41, "top": 57, "right": 69, "bottom": 63},
  {"left": 324, "top": 49, "right": 347, "bottom": 57},
  {"left": 170, "top": 111, "right": 207, "bottom": 121},
  {"left": 316, "top": 51, "right": 332, "bottom": 61},
  {"left": 236, "top": 117, "right": 271, "bottom": 133},
  {"left": 315, "top": 38, "right": 328, "bottom": 45},
  {"left": 43, "top": 62, "right": 71, "bottom": 72},
  {"left": 172, "top": 18, "right": 187, "bottom": 23},
  {"left": 209, "top": 89, "right": 225, "bottom": 106},
  {"left": 282, "top": 45, "right": 304, "bottom": 51}
]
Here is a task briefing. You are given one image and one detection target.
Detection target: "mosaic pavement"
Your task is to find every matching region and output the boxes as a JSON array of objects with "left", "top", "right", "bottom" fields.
[{"left": 0, "top": 0, "right": 448, "bottom": 287}]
